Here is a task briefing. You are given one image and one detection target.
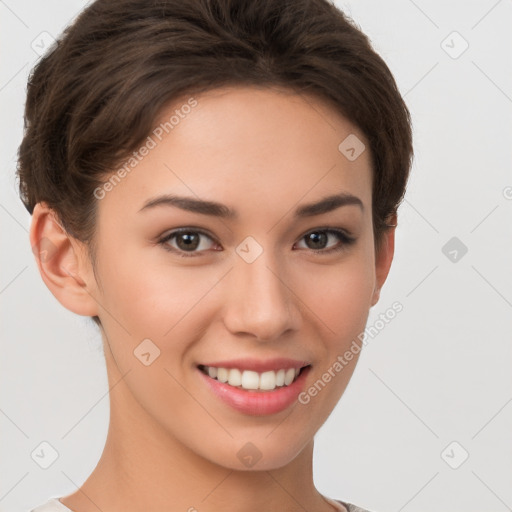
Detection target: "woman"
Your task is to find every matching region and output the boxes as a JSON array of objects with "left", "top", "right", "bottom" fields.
[{"left": 17, "top": 0, "right": 413, "bottom": 510}]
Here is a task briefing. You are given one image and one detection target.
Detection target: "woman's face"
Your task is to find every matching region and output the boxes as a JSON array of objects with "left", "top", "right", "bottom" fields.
[{"left": 65, "top": 86, "right": 393, "bottom": 470}]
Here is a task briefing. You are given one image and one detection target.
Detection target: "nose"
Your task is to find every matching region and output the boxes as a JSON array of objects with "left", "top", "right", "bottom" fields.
[{"left": 222, "top": 248, "right": 301, "bottom": 342}]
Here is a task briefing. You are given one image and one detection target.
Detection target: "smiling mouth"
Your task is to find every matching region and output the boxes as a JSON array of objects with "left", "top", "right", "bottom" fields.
[{"left": 197, "top": 364, "right": 311, "bottom": 392}]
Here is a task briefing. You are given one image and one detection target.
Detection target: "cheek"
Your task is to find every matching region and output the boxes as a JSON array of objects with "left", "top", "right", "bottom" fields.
[
  {"left": 299, "top": 256, "right": 375, "bottom": 338},
  {"left": 100, "top": 234, "right": 202, "bottom": 321},
  {"left": 97, "top": 246, "right": 221, "bottom": 359}
]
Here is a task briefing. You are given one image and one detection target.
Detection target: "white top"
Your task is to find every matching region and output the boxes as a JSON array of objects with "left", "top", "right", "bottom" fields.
[
  {"left": 30, "top": 498, "right": 71, "bottom": 511},
  {"left": 30, "top": 496, "right": 374, "bottom": 512}
]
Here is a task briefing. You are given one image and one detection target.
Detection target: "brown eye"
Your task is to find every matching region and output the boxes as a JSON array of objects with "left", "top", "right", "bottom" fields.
[
  {"left": 158, "top": 229, "right": 217, "bottom": 257},
  {"left": 295, "top": 228, "right": 355, "bottom": 254},
  {"left": 305, "top": 231, "right": 329, "bottom": 250},
  {"left": 174, "top": 232, "right": 201, "bottom": 251}
]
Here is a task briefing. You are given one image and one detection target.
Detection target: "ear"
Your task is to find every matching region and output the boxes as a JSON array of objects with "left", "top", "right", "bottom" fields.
[
  {"left": 29, "top": 202, "right": 100, "bottom": 317},
  {"left": 370, "top": 213, "right": 397, "bottom": 307}
]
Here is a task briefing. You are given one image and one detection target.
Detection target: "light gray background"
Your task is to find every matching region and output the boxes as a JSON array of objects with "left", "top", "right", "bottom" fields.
[{"left": 1, "top": 1, "right": 511, "bottom": 511}]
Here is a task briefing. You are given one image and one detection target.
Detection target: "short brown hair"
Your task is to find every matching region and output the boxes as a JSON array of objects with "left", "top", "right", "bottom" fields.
[{"left": 16, "top": 0, "right": 413, "bottom": 328}]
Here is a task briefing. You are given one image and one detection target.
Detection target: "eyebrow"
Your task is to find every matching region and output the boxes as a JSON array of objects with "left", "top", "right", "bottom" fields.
[{"left": 138, "top": 192, "right": 364, "bottom": 218}]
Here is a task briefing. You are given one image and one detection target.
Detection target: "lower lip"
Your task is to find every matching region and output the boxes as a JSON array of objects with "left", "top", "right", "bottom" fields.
[{"left": 197, "top": 366, "right": 312, "bottom": 416}]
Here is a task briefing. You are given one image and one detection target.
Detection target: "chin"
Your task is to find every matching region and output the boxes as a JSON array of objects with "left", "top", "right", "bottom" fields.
[{"left": 194, "top": 435, "right": 311, "bottom": 472}]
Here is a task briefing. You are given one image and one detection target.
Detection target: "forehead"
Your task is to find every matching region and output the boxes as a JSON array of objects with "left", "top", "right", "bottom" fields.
[{"left": 98, "top": 85, "right": 372, "bottom": 221}]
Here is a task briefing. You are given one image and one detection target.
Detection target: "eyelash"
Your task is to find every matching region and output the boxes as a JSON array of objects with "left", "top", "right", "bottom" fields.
[{"left": 157, "top": 227, "right": 356, "bottom": 258}]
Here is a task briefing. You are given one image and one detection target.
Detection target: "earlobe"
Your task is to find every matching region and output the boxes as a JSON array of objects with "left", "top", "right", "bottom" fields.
[
  {"left": 371, "top": 287, "right": 381, "bottom": 308},
  {"left": 370, "top": 214, "right": 397, "bottom": 307},
  {"left": 30, "top": 202, "right": 100, "bottom": 317}
]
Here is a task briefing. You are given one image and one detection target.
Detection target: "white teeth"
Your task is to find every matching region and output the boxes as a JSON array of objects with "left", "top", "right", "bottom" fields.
[
  {"left": 275, "top": 369, "right": 285, "bottom": 387},
  {"left": 260, "top": 370, "right": 277, "bottom": 390},
  {"left": 217, "top": 367, "right": 229, "bottom": 383},
  {"left": 284, "top": 368, "right": 296, "bottom": 386},
  {"left": 241, "top": 370, "right": 259, "bottom": 390},
  {"left": 201, "top": 365, "right": 306, "bottom": 391},
  {"left": 228, "top": 368, "right": 242, "bottom": 387}
]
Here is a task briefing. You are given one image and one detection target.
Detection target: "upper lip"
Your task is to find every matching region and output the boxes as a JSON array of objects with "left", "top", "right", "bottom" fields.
[{"left": 198, "top": 358, "right": 311, "bottom": 373}]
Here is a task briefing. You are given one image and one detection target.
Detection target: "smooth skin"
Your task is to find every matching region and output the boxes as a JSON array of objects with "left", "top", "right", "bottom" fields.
[{"left": 30, "top": 86, "right": 396, "bottom": 512}]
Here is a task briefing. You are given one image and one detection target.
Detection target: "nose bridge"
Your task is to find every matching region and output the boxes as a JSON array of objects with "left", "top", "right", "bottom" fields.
[{"left": 223, "top": 238, "right": 300, "bottom": 341}]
